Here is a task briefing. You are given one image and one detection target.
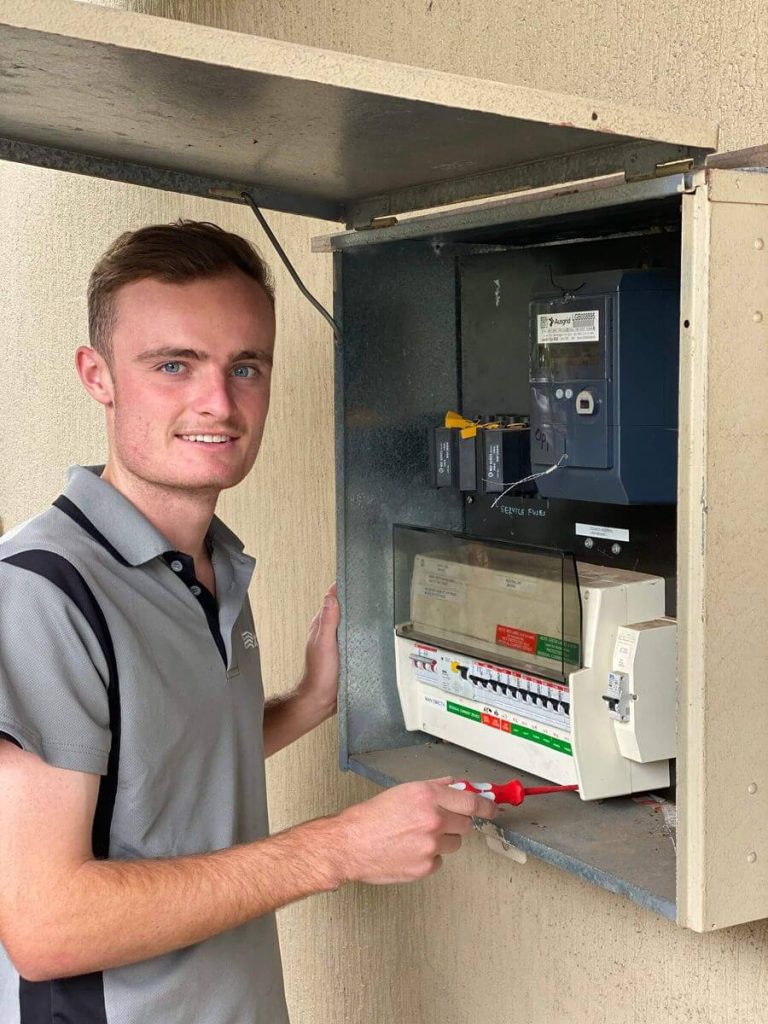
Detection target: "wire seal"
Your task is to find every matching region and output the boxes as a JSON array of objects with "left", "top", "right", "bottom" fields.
[{"left": 490, "top": 453, "right": 569, "bottom": 508}]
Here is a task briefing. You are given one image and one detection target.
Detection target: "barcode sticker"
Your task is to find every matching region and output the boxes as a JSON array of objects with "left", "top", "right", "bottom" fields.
[{"left": 537, "top": 310, "right": 600, "bottom": 344}]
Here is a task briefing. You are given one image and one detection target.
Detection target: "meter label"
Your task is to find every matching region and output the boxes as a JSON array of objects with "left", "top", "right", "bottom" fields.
[
  {"left": 537, "top": 310, "right": 600, "bottom": 344},
  {"left": 575, "top": 522, "right": 630, "bottom": 542}
]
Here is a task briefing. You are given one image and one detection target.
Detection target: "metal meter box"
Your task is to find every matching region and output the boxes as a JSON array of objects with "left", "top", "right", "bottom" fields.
[
  {"left": 3, "top": 0, "right": 768, "bottom": 935},
  {"left": 529, "top": 269, "right": 679, "bottom": 504},
  {"left": 323, "top": 171, "right": 768, "bottom": 935}
]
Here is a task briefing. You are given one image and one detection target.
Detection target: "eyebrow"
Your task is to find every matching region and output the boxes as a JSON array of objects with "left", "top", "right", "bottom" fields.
[{"left": 136, "top": 347, "right": 273, "bottom": 367}]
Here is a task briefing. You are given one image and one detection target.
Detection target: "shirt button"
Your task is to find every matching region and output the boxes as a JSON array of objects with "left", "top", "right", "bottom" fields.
[
  {"left": 170, "top": 560, "right": 183, "bottom": 572},
  {"left": 190, "top": 585, "right": 202, "bottom": 596}
]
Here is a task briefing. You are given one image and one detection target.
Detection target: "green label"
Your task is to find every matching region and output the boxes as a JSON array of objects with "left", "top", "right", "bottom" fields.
[
  {"left": 510, "top": 723, "right": 572, "bottom": 756},
  {"left": 445, "top": 700, "right": 572, "bottom": 756},
  {"left": 535, "top": 634, "right": 580, "bottom": 664},
  {"left": 447, "top": 701, "right": 481, "bottom": 722}
]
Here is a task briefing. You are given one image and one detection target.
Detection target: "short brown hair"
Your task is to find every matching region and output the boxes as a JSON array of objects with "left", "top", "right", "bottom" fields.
[{"left": 87, "top": 220, "right": 275, "bottom": 360}]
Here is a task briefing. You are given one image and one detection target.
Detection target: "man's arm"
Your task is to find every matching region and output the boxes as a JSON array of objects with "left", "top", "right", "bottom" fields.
[
  {"left": 263, "top": 584, "right": 339, "bottom": 757},
  {"left": 0, "top": 740, "right": 497, "bottom": 982}
]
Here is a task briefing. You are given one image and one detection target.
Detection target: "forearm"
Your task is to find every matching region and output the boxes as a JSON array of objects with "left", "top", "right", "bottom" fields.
[
  {"left": 13, "top": 816, "right": 344, "bottom": 982},
  {"left": 263, "top": 688, "right": 336, "bottom": 757}
]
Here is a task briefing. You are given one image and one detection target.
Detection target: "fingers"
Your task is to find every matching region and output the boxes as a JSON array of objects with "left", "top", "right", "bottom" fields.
[
  {"left": 470, "top": 794, "right": 499, "bottom": 821},
  {"left": 307, "top": 582, "right": 340, "bottom": 642},
  {"left": 307, "top": 609, "right": 322, "bottom": 640},
  {"left": 426, "top": 855, "right": 444, "bottom": 876},
  {"left": 439, "top": 810, "right": 474, "bottom": 837},
  {"left": 320, "top": 583, "right": 340, "bottom": 631},
  {"left": 436, "top": 834, "right": 463, "bottom": 856},
  {"left": 435, "top": 785, "right": 499, "bottom": 821}
]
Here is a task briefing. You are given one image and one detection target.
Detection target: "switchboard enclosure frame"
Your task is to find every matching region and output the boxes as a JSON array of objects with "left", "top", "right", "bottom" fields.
[{"left": 325, "top": 167, "right": 768, "bottom": 930}]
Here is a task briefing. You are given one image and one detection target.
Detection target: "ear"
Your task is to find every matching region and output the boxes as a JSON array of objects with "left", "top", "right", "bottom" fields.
[{"left": 75, "top": 346, "right": 114, "bottom": 408}]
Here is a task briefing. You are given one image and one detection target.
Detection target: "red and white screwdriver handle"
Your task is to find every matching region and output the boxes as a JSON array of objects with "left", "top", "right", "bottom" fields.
[{"left": 449, "top": 778, "right": 579, "bottom": 806}]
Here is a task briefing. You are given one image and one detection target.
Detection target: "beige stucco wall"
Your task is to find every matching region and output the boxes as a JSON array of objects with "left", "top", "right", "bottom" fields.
[{"left": 2, "top": 1, "right": 768, "bottom": 1021}]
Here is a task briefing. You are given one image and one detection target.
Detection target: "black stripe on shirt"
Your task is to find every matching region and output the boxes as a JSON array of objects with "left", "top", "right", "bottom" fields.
[
  {"left": 55, "top": 493, "right": 227, "bottom": 667},
  {"left": 2, "top": 549, "right": 121, "bottom": 1024},
  {"left": 53, "top": 495, "right": 130, "bottom": 567}
]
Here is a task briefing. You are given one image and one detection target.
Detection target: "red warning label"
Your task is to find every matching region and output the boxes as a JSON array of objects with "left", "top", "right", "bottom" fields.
[
  {"left": 495, "top": 625, "right": 537, "bottom": 654},
  {"left": 480, "top": 713, "right": 512, "bottom": 733}
]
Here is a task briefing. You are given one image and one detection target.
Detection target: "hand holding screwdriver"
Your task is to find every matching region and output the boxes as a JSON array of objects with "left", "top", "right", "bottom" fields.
[
  {"left": 331, "top": 776, "right": 500, "bottom": 885},
  {"left": 450, "top": 778, "right": 578, "bottom": 806}
]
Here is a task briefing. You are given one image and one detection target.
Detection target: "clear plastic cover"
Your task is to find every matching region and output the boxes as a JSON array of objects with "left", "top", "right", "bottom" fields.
[
  {"left": 529, "top": 295, "right": 609, "bottom": 383},
  {"left": 394, "top": 525, "right": 582, "bottom": 682}
]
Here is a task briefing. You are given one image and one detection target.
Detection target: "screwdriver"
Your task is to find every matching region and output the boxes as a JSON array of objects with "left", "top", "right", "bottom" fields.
[{"left": 449, "top": 778, "right": 579, "bottom": 806}]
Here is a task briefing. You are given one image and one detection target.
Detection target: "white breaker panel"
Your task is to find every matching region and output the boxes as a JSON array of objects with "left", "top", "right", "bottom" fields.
[{"left": 395, "top": 559, "right": 677, "bottom": 800}]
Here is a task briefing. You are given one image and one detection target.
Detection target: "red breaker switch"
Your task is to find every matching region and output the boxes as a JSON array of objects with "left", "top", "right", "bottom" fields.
[{"left": 450, "top": 778, "right": 578, "bottom": 805}]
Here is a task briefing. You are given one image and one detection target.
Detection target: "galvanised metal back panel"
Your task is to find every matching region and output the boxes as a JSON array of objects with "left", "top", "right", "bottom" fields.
[
  {"left": 0, "top": 0, "right": 716, "bottom": 222},
  {"left": 337, "top": 243, "right": 463, "bottom": 760},
  {"left": 333, "top": 182, "right": 685, "bottom": 921}
]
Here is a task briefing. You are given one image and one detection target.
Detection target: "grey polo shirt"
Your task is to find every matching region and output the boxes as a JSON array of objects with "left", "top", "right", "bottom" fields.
[{"left": 0, "top": 465, "right": 289, "bottom": 1024}]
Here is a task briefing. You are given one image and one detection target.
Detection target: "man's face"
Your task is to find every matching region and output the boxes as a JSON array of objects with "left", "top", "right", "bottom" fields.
[{"left": 103, "top": 270, "right": 275, "bottom": 494}]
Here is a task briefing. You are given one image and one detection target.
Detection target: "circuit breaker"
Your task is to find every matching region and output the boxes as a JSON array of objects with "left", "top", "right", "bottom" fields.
[
  {"left": 394, "top": 527, "right": 676, "bottom": 801},
  {"left": 603, "top": 619, "right": 677, "bottom": 764}
]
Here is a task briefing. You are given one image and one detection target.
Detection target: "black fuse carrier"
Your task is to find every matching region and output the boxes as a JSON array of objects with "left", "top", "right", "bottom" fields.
[
  {"left": 430, "top": 418, "right": 532, "bottom": 494},
  {"left": 529, "top": 269, "right": 680, "bottom": 504},
  {"left": 480, "top": 425, "right": 532, "bottom": 495}
]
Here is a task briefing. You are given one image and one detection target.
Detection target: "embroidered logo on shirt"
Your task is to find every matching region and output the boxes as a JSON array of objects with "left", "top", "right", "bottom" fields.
[{"left": 242, "top": 630, "right": 259, "bottom": 649}]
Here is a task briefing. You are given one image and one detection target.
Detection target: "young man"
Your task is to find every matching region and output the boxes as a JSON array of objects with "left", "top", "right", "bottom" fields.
[{"left": 0, "top": 221, "right": 497, "bottom": 1024}]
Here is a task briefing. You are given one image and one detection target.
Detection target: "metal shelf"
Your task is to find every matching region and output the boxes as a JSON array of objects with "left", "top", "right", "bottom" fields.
[{"left": 349, "top": 741, "right": 676, "bottom": 919}]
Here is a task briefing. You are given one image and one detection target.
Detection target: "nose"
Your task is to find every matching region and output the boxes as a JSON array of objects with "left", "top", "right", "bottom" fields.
[{"left": 191, "top": 366, "right": 238, "bottom": 423}]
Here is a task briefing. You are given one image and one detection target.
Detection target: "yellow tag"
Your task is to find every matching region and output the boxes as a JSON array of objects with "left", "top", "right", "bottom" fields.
[
  {"left": 444, "top": 410, "right": 478, "bottom": 439},
  {"left": 444, "top": 410, "right": 473, "bottom": 429},
  {"left": 443, "top": 411, "right": 502, "bottom": 439}
]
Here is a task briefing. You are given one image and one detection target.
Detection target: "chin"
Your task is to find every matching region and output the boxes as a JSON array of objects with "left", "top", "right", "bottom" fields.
[
  {"left": 118, "top": 443, "right": 256, "bottom": 493},
  {"left": 177, "top": 469, "right": 246, "bottom": 491},
  {"left": 132, "top": 464, "right": 247, "bottom": 493}
]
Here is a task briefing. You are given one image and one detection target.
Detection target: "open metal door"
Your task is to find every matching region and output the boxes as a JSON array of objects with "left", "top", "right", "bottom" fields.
[
  {"left": 678, "top": 166, "right": 768, "bottom": 930},
  {"left": 0, "top": 0, "right": 716, "bottom": 226}
]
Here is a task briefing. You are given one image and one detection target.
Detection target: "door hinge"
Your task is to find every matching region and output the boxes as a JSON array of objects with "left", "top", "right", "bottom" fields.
[{"left": 626, "top": 156, "right": 695, "bottom": 183}]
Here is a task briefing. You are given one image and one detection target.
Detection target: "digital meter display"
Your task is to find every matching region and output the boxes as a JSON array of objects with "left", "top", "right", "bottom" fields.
[
  {"left": 530, "top": 300, "right": 609, "bottom": 383},
  {"left": 532, "top": 338, "right": 602, "bottom": 380}
]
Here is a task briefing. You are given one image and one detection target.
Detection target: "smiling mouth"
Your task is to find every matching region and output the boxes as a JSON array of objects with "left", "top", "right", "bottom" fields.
[{"left": 177, "top": 434, "right": 239, "bottom": 445}]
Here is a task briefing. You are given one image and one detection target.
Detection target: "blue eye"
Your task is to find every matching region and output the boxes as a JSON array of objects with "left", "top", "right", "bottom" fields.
[
  {"left": 161, "top": 362, "right": 184, "bottom": 374},
  {"left": 232, "top": 365, "right": 258, "bottom": 379}
]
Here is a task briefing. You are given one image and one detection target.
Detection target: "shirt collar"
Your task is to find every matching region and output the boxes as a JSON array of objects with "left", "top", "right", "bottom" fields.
[{"left": 62, "top": 465, "right": 249, "bottom": 568}]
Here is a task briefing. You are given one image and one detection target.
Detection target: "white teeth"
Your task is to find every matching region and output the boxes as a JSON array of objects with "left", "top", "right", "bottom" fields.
[{"left": 180, "top": 435, "right": 231, "bottom": 443}]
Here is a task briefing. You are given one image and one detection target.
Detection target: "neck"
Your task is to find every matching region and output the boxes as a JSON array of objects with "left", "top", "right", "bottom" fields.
[{"left": 100, "top": 460, "right": 218, "bottom": 560}]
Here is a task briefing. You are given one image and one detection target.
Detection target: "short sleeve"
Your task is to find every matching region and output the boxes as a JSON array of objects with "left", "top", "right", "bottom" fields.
[{"left": 0, "top": 560, "right": 111, "bottom": 774}]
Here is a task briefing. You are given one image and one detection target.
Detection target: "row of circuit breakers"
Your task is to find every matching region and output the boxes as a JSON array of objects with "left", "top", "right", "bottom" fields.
[{"left": 397, "top": 269, "right": 681, "bottom": 800}]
